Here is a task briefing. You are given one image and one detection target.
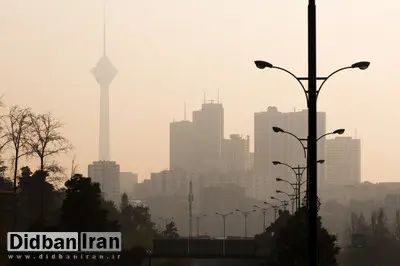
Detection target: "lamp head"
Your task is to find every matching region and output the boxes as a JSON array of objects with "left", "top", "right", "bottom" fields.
[
  {"left": 272, "top": 126, "right": 284, "bottom": 133},
  {"left": 333, "top": 128, "right": 345, "bottom": 135},
  {"left": 317, "top": 159, "right": 325, "bottom": 164},
  {"left": 270, "top": 196, "right": 276, "bottom": 199},
  {"left": 276, "top": 190, "right": 282, "bottom": 193},
  {"left": 351, "top": 61, "right": 370, "bottom": 70},
  {"left": 272, "top": 161, "right": 281, "bottom": 165},
  {"left": 254, "top": 60, "right": 273, "bottom": 69},
  {"left": 276, "top": 177, "right": 282, "bottom": 181}
]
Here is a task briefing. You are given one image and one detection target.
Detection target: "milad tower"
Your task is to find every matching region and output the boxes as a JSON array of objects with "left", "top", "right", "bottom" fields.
[{"left": 88, "top": 3, "right": 120, "bottom": 204}]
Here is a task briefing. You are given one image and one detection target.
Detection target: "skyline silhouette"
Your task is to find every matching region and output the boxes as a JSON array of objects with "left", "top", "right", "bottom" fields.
[{"left": 0, "top": 0, "right": 396, "bottom": 183}]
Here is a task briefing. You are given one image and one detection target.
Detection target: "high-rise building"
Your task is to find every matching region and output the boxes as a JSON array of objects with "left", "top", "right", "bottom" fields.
[
  {"left": 254, "top": 107, "right": 326, "bottom": 199},
  {"left": 326, "top": 137, "right": 361, "bottom": 185},
  {"left": 169, "top": 120, "right": 194, "bottom": 171},
  {"left": 120, "top": 172, "right": 138, "bottom": 198},
  {"left": 222, "top": 134, "right": 250, "bottom": 172},
  {"left": 88, "top": 161, "right": 120, "bottom": 204},
  {"left": 192, "top": 102, "right": 224, "bottom": 172}
]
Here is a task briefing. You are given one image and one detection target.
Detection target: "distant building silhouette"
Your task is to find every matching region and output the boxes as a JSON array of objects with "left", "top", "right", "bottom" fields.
[
  {"left": 254, "top": 107, "right": 326, "bottom": 199},
  {"left": 169, "top": 120, "right": 194, "bottom": 171},
  {"left": 222, "top": 134, "right": 251, "bottom": 172},
  {"left": 326, "top": 136, "right": 361, "bottom": 186},
  {"left": 192, "top": 102, "right": 224, "bottom": 172},
  {"left": 88, "top": 161, "right": 120, "bottom": 204},
  {"left": 119, "top": 172, "right": 138, "bottom": 198},
  {"left": 169, "top": 101, "right": 224, "bottom": 173}
]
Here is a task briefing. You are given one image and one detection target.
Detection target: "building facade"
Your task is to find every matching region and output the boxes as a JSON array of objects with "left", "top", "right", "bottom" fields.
[
  {"left": 326, "top": 136, "right": 361, "bottom": 186},
  {"left": 254, "top": 107, "right": 326, "bottom": 199},
  {"left": 88, "top": 161, "right": 120, "bottom": 204}
]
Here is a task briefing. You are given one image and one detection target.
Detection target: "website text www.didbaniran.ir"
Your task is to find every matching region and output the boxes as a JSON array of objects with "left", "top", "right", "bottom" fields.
[
  {"left": 6, "top": 232, "right": 122, "bottom": 261},
  {"left": 7, "top": 252, "right": 121, "bottom": 261}
]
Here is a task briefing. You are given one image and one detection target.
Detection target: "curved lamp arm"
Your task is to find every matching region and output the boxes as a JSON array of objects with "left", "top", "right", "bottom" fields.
[
  {"left": 278, "top": 162, "right": 298, "bottom": 177},
  {"left": 316, "top": 66, "right": 351, "bottom": 99},
  {"left": 276, "top": 178, "right": 296, "bottom": 190},
  {"left": 281, "top": 131, "right": 307, "bottom": 158},
  {"left": 272, "top": 66, "right": 309, "bottom": 103}
]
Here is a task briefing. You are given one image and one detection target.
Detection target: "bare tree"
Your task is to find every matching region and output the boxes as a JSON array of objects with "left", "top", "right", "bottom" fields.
[
  {"left": 27, "top": 112, "right": 72, "bottom": 172},
  {"left": 3, "top": 106, "right": 32, "bottom": 192},
  {"left": 2, "top": 106, "right": 32, "bottom": 229},
  {"left": 70, "top": 154, "right": 79, "bottom": 178}
]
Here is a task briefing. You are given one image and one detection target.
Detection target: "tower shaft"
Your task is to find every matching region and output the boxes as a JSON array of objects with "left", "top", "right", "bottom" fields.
[{"left": 99, "top": 84, "right": 110, "bottom": 161}]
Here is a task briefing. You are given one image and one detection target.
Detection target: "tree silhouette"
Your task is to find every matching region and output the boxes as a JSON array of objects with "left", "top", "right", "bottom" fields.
[
  {"left": 162, "top": 221, "right": 179, "bottom": 238},
  {"left": 18, "top": 168, "right": 59, "bottom": 228},
  {"left": 59, "top": 174, "right": 118, "bottom": 232},
  {"left": 3, "top": 106, "right": 32, "bottom": 228},
  {"left": 27, "top": 112, "right": 72, "bottom": 173},
  {"left": 259, "top": 207, "right": 339, "bottom": 266}
]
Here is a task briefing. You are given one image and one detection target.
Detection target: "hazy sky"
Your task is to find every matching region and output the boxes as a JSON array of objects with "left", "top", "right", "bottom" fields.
[{"left": 0, "top": 0, "right": 399, "bottom": 182}]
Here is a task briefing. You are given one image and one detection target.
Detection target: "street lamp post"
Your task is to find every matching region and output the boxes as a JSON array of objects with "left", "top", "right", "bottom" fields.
[
  {"left": 216, "top": 212, "right": 233, "bottom": 255},
  {"left": 255, "top": 48, "right": 369, "bottom": 266},
  {"left": 264, "top": 202, "right": 279, "bottom": 221},
  {"left": 195, "top": 214, "right": 207, "bottom": 237},
  {"left": 273, "top": 160, "right": 325, "bottom": 209},
  {"left": 270, "top": 196, "right": 289, "bottom": 212},
  {"left": 236, "top": 209, "right": 256, "bottom": 238},
  {"left": 253, "top": 205, "right": 268, "bottom": 232},
  {"left": 276, "top": 190, "right": 296, "bottom": 214}
]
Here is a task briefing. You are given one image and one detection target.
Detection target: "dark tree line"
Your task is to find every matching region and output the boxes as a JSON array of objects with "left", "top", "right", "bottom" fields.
[
  {"left": 255, "top": 207, "right": 339, "bottom": 266},
  {"left": 338, "top": 208, "right": 400, "bottom": 266}
]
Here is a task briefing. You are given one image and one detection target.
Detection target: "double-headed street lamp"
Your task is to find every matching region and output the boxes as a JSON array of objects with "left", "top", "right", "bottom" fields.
[
  {"left": 255, "top": 45, "right": 369, "bottom": 266},
  {"left": 216, "top": 212, "right": 233, "bottom": 255},
  {"left": 253, "top": 205, "right": 269, "bottom": 232},
  {"left": 276, "top": 190, "right": 296, "bottom": 214},
  {"left": 272, "top": 127, "right": 345, "bottom": 158},
  {"left": 236, "top": 209, "right": 256, "bottom": 238}
]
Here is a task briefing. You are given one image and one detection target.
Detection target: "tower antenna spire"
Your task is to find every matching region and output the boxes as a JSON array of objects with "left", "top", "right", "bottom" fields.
[
  {"left": 217, "top": 88, "right": 220, "bottom": 103},
  {"left": 203, "top": 92, "right": 206, "bottom": 104},
  {"left": 103, "top": 1, "right": 107, "bottom": 56},
  {"left": 184, "top": 101, "right": 187, "bottom": 120}
]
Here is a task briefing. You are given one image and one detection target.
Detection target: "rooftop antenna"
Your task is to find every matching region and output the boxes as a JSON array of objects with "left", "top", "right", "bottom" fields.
[
  {"left": 184, "top": 101, "right": 187, "bottom": 121},
  {"left": 203, "top": 92, "right": 206, "bottom": 104},
  {"left": 355, "top": 129, "right": 357, "bottom": 138},
  {"left": 217, "top": 88, "right": 220, "bottom": 103},
  {"left": 103, "top": 1, "right": 106, "bottom": 56}
]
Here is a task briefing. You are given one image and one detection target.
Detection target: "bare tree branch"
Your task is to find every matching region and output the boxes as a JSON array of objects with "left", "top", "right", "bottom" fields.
[
  {"left": 27, "top": 112, "right": 72, "bottom": 172},
  {"left": 2, "top": 106, "right": 32, "bottom": 190},
  {"left": 2, "top": 105, "right": 32, "bottom": 229}
]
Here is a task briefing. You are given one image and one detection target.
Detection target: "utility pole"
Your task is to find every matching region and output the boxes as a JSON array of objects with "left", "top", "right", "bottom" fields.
[
  {"left": 307, "top": 0, "right": 318, "bottom": 265},
  {"left": 188, "top": 180, "right": 193, "bottom": 254}
]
